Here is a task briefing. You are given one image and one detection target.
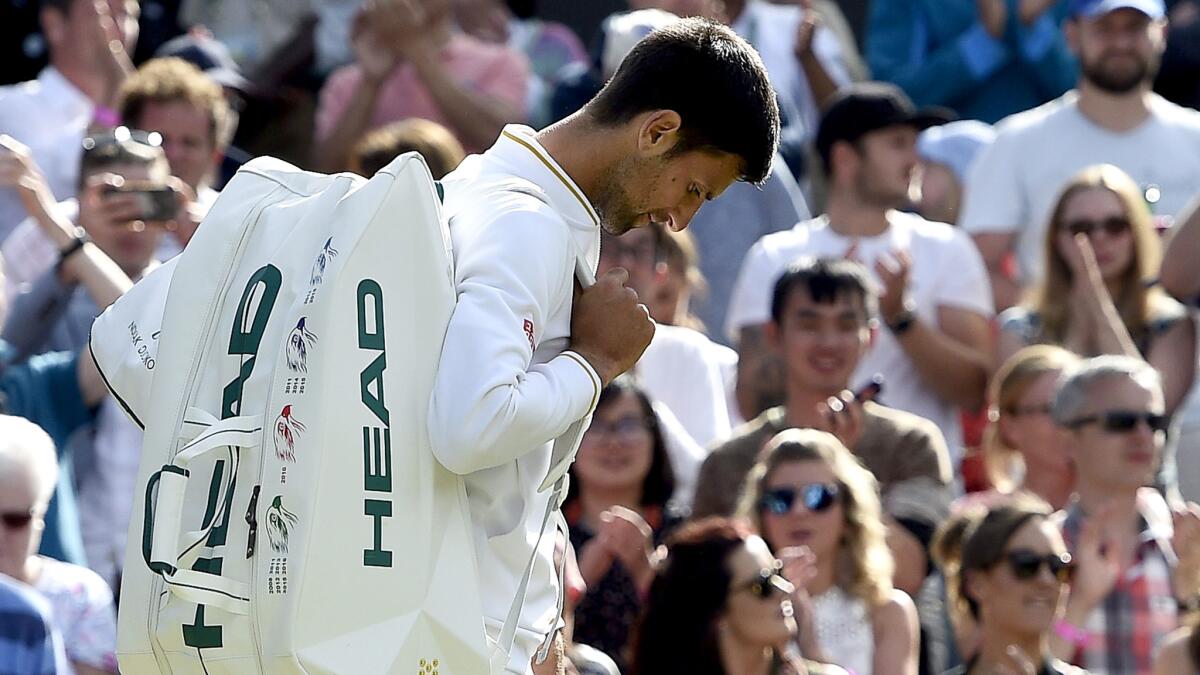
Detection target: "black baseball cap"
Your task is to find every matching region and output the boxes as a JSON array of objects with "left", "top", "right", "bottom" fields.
[
  {"left": 155, "top": 33, "right": 250, "bottom": 93},
  {"left": 816, "top": 82, "right": 955, "bottom": 170}
]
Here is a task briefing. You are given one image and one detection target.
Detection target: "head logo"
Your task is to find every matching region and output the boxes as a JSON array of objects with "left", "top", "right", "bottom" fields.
[
  {"left": 273, "top": 405, "right": 306, "bottom": 463},
  {"left": 285, "top": 317, "right": 318, "bottom": 373},
  {"left": 265, "top": 496, "right": 298, "bottom": 553},
  {"left": 309, "top": 237, "right": 340, "bottom": 286}
]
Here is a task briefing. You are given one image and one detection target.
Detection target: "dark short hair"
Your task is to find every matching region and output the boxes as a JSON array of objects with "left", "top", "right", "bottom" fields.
[
  {"left": 770, "top": 257, "right": 878, "bottom": 325},
  {"left": 585, "top": 17, "right": 779, "bottom": 185},
  {"left": 564, "top": 375, "right": 675, "bottom": 509}
]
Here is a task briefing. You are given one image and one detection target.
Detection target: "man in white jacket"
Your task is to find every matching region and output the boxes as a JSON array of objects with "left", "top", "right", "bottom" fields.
[{"left": 427, "top": 17, "right": 780, "bottom": 674}]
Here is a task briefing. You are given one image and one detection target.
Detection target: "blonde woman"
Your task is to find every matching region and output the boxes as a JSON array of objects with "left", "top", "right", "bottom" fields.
[
  {"left": 997, "top": 164, "right": 1196, "bottom": 414},
  {"left": 739, "top": 429, "right": 918, "bottom": 675},
  {"left": 976, "top": 345, "right": 1081, "bottom": 510}
]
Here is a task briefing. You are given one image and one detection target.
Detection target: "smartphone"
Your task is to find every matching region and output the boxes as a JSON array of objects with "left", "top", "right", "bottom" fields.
[
  {"left": 103, "top": 182, "right": 179, "bottom": 222},
  {"left": 854, "top": 374, "right": 884, "bottom": 402}
]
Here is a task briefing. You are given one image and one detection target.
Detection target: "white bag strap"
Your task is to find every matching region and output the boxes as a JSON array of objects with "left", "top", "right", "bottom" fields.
[{"left": 141, "top": 412, "right": 263, "bottom": 615}]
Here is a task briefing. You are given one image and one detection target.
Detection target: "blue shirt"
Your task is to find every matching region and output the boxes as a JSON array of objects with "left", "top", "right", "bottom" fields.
[{"left": 0, "top": 573, "right": 68, "bottom": 675}]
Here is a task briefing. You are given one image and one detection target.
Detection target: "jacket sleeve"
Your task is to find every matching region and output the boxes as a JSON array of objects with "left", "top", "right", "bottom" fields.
[
  {"left": 1014, "top": 12, "right": 1078, "bottom": 100},
  {"left": 866, "top": 0, "right": 1012, "bottom": 108},
  {"left": 428, "top": 204, "right": 601, "bottom": 475}
]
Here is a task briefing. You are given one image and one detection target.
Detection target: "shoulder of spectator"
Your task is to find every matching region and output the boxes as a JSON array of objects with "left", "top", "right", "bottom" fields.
[
  {"left": 873, "top": 586, "right": 918, "bottom": 623},
  {"left": 861, "top": 401, "right": 952, "bottom": 482}
]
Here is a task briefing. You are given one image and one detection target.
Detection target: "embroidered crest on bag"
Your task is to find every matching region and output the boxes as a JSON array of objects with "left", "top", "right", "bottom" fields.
[
  {"left": 273, "top": 405, "right": 306, "bottom": 462},
  {"left": 285, "top": 317, "right": 318, "bottom": 373},
  {"left": 309, "top": 237, "right": 339, "bottom": 286},
  {"left": 266, "top": 496, "right": 298, "bottom": 553}
]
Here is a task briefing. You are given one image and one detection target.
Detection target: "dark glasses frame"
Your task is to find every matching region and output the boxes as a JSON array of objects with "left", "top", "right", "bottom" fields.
[
  {"left": 1, "top": 508, "right": 35, "bottom": 529},
  {"left": 1060, "top": 216, "right": 1131, "bottom": 238},
  {"left": 1003, "top": 549, "right": 1074, "bottom": 583},
  {"left": 1066, "top": 410, "right": 1170, "bottom": 434},
  {"left": 758, "top": 483, "right": 841, "bottom": 516},
  {"left": 731, "top": 561, "right": 792, "bottom": 599}
]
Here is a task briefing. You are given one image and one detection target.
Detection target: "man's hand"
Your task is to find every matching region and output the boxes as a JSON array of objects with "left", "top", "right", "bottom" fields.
[
  {"left": 79, "top": 174, "right": 147, "bottom": 233},
  {"left": 368, "top": 0, "right": 434, "bottom": 63},
  {"left": 0, "top": 135, "right": 52, "bottom": 212},
  {"left": 83, "top": 0, "right": 134, "bottom": 105},
  {"left": 571, "top": 267, "right": 655, "bottom": 386},
  {"left": 1172, "top": 503, "right": 1200, "bottom": 599},
  {"left": 815, "top": 389, "right": 866, "bottom": 450},
  {"left": 597, "top": 506, "right": 656, "bottom": 591},
  {"left": 351, "top": 6, "right": 400, "bottom": 84},
  {"left": 875, "top": 249, "right": 913, "bottom": 326},
  {"left": 978, "top": 0, "right": 1008, "bottom": 38}
]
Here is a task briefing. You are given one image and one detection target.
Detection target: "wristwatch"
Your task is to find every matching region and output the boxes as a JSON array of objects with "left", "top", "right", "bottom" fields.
[
  {"left": 55, "top": 226, "right": 90, "bottom": 273},
  {"left": 886, "top": 302, "right": 917, "bottom": 336}
]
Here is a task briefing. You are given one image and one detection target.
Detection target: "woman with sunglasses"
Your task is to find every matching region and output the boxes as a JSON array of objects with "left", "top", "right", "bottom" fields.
[
  {"left": 971, "top": 346, "right": 1080, "bottom": 510},
  {"left": 997, "top": 163, "right": 1195, "bottom": 416},
  {"left": 630, "top": 517, "right": 816, "bottom": 675},
  {"left": 939, "top": 494, "right": 1088, "bottom": 675},
  {"left": 739, "top": 429, "right": 918, "bottom": 675},
  {"left": 562, "top": 375, "right": 678, "bottom": 671},
  {"left": 0, "top": 415, "right": 118, "bottom": 675}
]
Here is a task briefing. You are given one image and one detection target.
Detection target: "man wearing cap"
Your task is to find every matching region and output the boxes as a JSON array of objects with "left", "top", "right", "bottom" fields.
[
  {"left": 727, "top": 82, "right": 994, "bottom": 467},
  {"left": 962, "top": 0, "right": 1200, "bottom": 311}
]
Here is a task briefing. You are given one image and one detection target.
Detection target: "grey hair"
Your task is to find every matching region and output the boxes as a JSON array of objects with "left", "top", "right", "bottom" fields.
[
  {"left": 0, "top": 415, "right": 59, "bottom": 511},
  {"left": 1051, "top": 355, "right": 1163, "bottom": 426}
]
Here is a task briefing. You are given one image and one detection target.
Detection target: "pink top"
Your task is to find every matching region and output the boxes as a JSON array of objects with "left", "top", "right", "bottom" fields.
[{"left": 315, "top": 34, "right": 530, "bottom": 154}]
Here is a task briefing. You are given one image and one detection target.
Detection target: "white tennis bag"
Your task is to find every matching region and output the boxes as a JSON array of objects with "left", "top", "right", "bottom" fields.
[{"left": 90, "top": 154, "right": 514, "bottom": 674}]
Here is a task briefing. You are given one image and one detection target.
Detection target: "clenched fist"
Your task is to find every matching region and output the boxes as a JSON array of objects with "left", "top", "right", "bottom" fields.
[{"left": 571, "top": 267, "right": 655, "bottom": 386}]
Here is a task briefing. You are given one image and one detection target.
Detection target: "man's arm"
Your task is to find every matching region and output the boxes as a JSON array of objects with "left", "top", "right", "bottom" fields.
[
  {"left": 1162, "top": 195, "right": 1200, "bottom": 303},
  {"left": 891, "top": 306, "right": 993, "bottom": 410},
  {"left": 407, "top": 49, "right": 527, "bottom": 152}
]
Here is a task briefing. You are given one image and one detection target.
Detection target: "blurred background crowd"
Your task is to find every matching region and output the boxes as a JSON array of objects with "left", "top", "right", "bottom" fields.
[{"left": 2, "top": 0, "right": 1200, "bottom": 673}]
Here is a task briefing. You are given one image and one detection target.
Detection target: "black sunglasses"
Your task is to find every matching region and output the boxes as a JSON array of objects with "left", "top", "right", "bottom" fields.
[
  {"left": 1, "top": 509, "right": 34, "bottom": 529},
  {"left": 758, "top": 483, "right": 840, "bottom": 515},
  {"left": 1067, "top": 410, "right": 1170, "bottom": 434},
  {"left": 733, "top": 563, "right": 792, "bottom": 599},
  {"left": 1061, "top": 216, "right": 1131, "bottom": 238},
  {"left": 1004, "top": 549, "right": 1074, "bottom": 583}
]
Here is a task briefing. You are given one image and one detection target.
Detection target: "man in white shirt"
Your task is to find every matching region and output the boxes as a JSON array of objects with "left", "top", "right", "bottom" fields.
[
  {"left": 428, "top": 18, "right": 779, "bottom": 673},
  {"left": 727, "top": 82, "right": 993, "bottom": 462},
  {"left": 0, "top": 0, "right": 138, "bottom": 241},
  {"left": 961, "top": 0, "right": 1200, "bottom": 310}
]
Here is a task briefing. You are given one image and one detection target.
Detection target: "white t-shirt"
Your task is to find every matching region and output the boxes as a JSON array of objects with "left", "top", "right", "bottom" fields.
[
  {"left": 726, "top": 211, "right": 994, "bottom": 456},
  {"left": 960, "top": 91, "right": 1200, "bottom": 285},
  {"left": 635, "top": 324, "right": 733, "bottom": 450}
]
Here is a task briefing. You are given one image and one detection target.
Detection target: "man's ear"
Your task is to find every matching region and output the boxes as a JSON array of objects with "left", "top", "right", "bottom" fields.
[
  {"left": 637, "top": 110, "right": 683, "bottom": 157},
  {"left": 40, "top": 6, "right": 68, "bottom": 47}
]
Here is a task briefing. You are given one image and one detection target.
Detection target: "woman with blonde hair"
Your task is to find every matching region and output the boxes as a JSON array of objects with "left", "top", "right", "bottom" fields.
[
  {"left": 977, "top": 345, "right": 1080, "bottom": 510},
  {"left": 739, "top": 429, "right": 918, "bottom": 675},
  {"left": 997, "top": 164, "right": 1195, "bottom": 414}
]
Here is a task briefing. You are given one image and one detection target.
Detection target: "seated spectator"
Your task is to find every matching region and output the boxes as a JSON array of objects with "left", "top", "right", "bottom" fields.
[
  {"left": 1049, "top": 356, "right": 1200, "bottom": 674},
  {"left": 563, "top": 376, "right": 680, "bottom": 672},
  {"left": 961, "top": 0, "right": 1200, "bottom": 311},
  {"left": 649, "top": 226, "right": 705, "bottom": 333},
  {"left": 738, "top": 429, "right": 919, "bottom": 675},
  {"left": 313, "top": 0, "right": 529, "bottom": 169},
  {"left": 348, "top": 118, "right": 466, "bottom": 179},
  {"left": 0, "top": 573, "right": 68, "bottom": 675},
  {"left": 0, "top": 414, "right": 117, "bottom": 675},
  {"left": 1161, "top": 193, "right": 1200, "bottom": 305},
  {"left": 913, "top": 120, "right": 996, "bottom": 226},
  {"left": 599, "top": 224, "right": 733, "bottom": 455},
  {"left": 696, "top": 258, "right": 953, "bottom": 597},
  {"left": 0, "top": 0, "right": 137, "bottom": 240},
  {"left": 997, "top": 164, "right": 1196, "bottom": 417},
  {"left": 116, "top": 56, "right": 236, "bottom": 255},
  {"left": 977, "top": 345, "right": 1081, "bottom": 510},
  {"left": 630, "top": 517, "right": 811, "bottom": 675},
  {"left": 451, "top": 0, "right": 588, "bottom": 128},
  {"left": 866, "top": 0, "right": 1076, "bottom": 124},
  {"left": 727, "top": 84, "right": 994, "bottom": 460},
  {"left": 938, "top": 495, "right": 1087, "bottom": 675}
]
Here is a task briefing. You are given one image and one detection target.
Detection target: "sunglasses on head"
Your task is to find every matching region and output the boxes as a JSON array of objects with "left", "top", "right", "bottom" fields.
[
  {"left": 1004, "top": 549, "right": 1074, "bottom": 583},
  {"left": 733, "top": 563, "right": 793, "bottom": 599},
  {"left": 1, "top": 509, "right": 34, "bottom": 529},
  {"left": 758, "top": 483, "right": 840, "bottom": 515},
  {"left": 1067, "top": 410, "right": 1170, "bottom": 434},
  {"left": 1061, "top": 216, "right": 1130, "bottom": 238}
]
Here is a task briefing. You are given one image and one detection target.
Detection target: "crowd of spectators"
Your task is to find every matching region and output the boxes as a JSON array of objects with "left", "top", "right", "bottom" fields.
[{"left": 2, "top": 0, "right": 1200, "bottom": 674}]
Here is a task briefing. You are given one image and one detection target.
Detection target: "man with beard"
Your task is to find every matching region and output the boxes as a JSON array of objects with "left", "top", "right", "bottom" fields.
[
  {"left": 961, "top": 0, "right": 1200, "bottom": 311},
  {"left": 429, "top": 17, "right": 778, "bottom": 674},
  {"left": 726, "top": 82, "right": 994, "bottom": 470}
]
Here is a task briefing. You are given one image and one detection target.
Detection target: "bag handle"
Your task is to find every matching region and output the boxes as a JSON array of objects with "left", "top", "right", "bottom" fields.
[{"left": 141, "top": 411, "right": 264, "bottom": 615}]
